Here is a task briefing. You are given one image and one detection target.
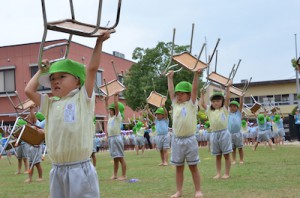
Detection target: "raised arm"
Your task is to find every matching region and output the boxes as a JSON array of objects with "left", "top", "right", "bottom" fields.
[
  {"left": 113, "top": 93, "right": 119, "bottom": 116},
  {"left": 167, "top": 70, "right": 175, "bottom": 101},
  {"left": 239, "top": 95, "right": 244, "bottom": 112},
  {"left": 29, "top": 106, "right": 37, "bottom": 124},
  {"left": 85, "top": 32, "right": 110, "bottom": 97},
  {"left": 163, "top": 106, "right": 169, "bottom": 119},
  {"left": 224, "top": 83, "right": 231, "bottom": 108},
  {"left": 146, "top": 105, "right": 155, "bottom": 121},
  {"left": 104, "top": 96, "right": 109, "bottom": 114},
  {"left": 191, "top": 69, "right": 203, "bottom": 104},
  {"left": 200, "top": 90, "right": 207, "bottom": 110}
]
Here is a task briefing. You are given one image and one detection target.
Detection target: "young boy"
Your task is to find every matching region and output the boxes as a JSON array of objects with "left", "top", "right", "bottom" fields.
[
  {"left": 200, "top": 88, "right": 233, "bottom": 179},
  {"left": 105, "top": 93, "right": 127, "bottom": 180},
  {"left": 253, "top": 114, "right": 274, "bottom": 151},
  {"left": 228, "top": 99, "right": 244, "bottom": 164},
  {"left": 25, "top": 106, "right": 45, "bottom": 183},
  {"left": 134, "top": 121, "right": 146, "bottom": 155},
  {"left": 25, "top": 32, "right": 110, "bottom": 197},
  {"left": 167, "top": 69, "right": 203, "bottom": 198},
  {"left": 147, "top": 106, "right": 170, "bottom": 166}
]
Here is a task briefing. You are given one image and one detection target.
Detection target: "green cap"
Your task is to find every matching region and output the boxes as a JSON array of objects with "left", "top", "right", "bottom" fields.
[
  {"left": 210, "top": 92, "right": 224, "bottom": 100},
  {"left": 242, "top": 120, "right": 247, "bottom": 127},
  {"left": 274, "top": 114, "right": 280, "bottom": 123},
  {"left": 35, "top": 112, "right": 45, "bottom": 121},
  {"left": 39, "top": 59, "right": 86, "bottom": 88},
  {"left": 175, "top": 81, "right": 192, "bottom": 93},
  {"left": 17, "top": 119, "right": 27, "bottom": 127},
  {"left": 204, "top": 121, "right": 210, "bottom": 129},
  {"left": 229, "top": 101, "right": 240, "bottom": 108},
  {"left": 108, "top": 102, "right": 125, "bottom": 119},
  {"left": 257, "top": 114, "right": 265, "bottom": 125},
  {"left": 155, "top": 107, "right": 165, "bottom": 115},
  {"left": 266, "top": 116, "right": 270, "bottom": 122}
]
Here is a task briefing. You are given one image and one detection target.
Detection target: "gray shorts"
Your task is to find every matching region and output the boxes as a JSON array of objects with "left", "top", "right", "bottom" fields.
[
  {"left": 170, "top": 135, "right": 200, "bottom": 166},
  {"left": 278, "top": 128, "right": 285, "bottom": 137},
  {"left": 195, "top": 134, "right": 201, "bottom": 142},
  {"left": 231, "top": 132, "right": 243, "bottom": 149},
  {"left": 50, "top": 159, "right": 100, "bottom": 198},
  {"left": 16, "top": 143, "right": 28, "bottom": 159},
  {"left": 28, "top": 145, "right": 42, "bottom": 164},
  {"left": 156, "top": 134, "right": 170, "bottom": 150},
  {"left": 108, "top": 135, "right": 124, "bottom": 158},
  {"left": 257, "top": 131, "right": 270, "bottom": 142},
  {"left": 210, "top": 129, "right": 233, "bottom": 156},
  {"left": 135, "top": 136, "right": 145, "bottom": 146}
]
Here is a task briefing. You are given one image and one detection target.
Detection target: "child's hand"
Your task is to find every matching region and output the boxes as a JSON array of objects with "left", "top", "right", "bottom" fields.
[
  {"left": 40, "top": 59, "right": 50, "bottom": 72},
  {"left": 104, "top": 96, "right": 109, "bottom": 101},
  {"left": 196, "top": 68, "right": 203, "bottom": 75},
  {"left": 97, "top": 31, "right": 111, "bottom": 43},
  {"left": 166, "top": 70, "right": 174, "bottom": 78}
]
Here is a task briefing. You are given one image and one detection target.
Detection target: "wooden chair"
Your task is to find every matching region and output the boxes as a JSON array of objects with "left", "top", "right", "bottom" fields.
[
  {"left": 38, "top": 0, "right": 122, "bottom": 67},
  {"left": 6, "top": 91, "right": 35, "bottom": 117},
  {"left": 147, "top": 91, "right": 167, "bottom": 108},
  {"left": 99, "top": 79, "right": 125, "bottom": 96}
]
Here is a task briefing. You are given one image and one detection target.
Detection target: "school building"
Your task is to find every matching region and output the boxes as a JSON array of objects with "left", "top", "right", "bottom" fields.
[{"left": 0, "top": 40, "right": 135, "bottom": 132}]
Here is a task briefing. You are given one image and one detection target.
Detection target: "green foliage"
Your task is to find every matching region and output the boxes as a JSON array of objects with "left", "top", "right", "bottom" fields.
[
  {"left": 124, "top": 42, "right": 203, "bottom": 111},
  {"left": 291, "top": 58, "right": 298, "bottom": 69}
]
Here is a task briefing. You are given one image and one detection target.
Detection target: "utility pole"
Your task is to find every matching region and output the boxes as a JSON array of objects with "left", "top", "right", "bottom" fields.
[{"left": 295, "top": 34, "right": 300, "bottom": 108}]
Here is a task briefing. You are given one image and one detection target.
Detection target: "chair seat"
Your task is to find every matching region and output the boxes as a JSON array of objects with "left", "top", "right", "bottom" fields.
[
  {"left": 48, "top": 19, "right": 115, "bottom": 37},
  {"left": 250, "top": 103, "right": 261, "bottom": 114},
  {"left": 99, "top": 79, "right": 125, "bottom": 96},
  {"left": 172, "top": 52, "right": 207, "bottom": 72},
  {"left": 16, "top": 99, "right": 35, "bottom": 110},
  {"left": 147, "top": 91, "right": 167, "bottom": 107},
  {"left": 207, "top": 72, "right": 232, "bottom": 87},
  {"left": 13, "top": 125, "right": 45, "bottom": 146},
  {"left": 229, "top": 86, "right": 243, "bottom": 96}
]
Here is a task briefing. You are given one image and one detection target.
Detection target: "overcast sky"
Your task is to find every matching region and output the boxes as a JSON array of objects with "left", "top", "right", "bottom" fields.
[{"left": 1, "top": 0, "right": 300, "bottom": 83}]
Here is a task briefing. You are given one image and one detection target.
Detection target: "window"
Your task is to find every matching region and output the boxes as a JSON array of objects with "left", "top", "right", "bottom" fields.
[
  {"left": 94, "top": 70, "right": 104, "bottom": 95},
  {"left": 118, "top": 75, "right": 124, "bottom": 84},
  {"left": 281, "top": 94, "right": 290, "bottom": 105},
  {"left": 244, "top": 97, "right": 252, "bottom": 106},
  {"left": 0, "top": 68, "right": 15, "bottom": 93},
  {"left": 30, "top": 66, "right": 50, "bottom": 91}
]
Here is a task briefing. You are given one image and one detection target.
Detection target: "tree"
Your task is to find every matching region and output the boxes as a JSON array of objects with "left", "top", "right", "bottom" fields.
[{"left": 123, "top": 42, "right": 204, "bottom": 111}]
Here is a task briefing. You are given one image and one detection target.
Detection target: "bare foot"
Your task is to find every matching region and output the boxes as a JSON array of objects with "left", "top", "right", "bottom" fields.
[
  {"left": 15, "top": 172, "right": 21, "bottom": 175},
  {"left": 158, "top": 163, "right": 163, "bottom": 166},
  {"left": 162, "top": 163, "right": 168, "bottom": 166},
  {"left": 239, "top": 161, "right": 244, "bottom": 164},
  {"left": 24, "top": 178, "right": 32, "bottom": 183},
  {"left": 110, "top": 175, "right": 117, "bottom": 180},
  {"left": 170, "top": 191, "right": 182, "bottom": 198},
  {"left": 36, "top": 178, "right": 43, "bottom": 182},
  {"left": 117, "top": 176, "right": 127, "bottom": 181},
  {"left": 231, "top": 161, "right": 236, "bottom": 165},
  {"left": 221, "top": 175, "right": 230, "bottom": 179},
  {"left": 195, "top": 191, "right": 203, "bottom": 198},
  {"left": 213, "top": 175, "right": 221, "bottom": 179}
]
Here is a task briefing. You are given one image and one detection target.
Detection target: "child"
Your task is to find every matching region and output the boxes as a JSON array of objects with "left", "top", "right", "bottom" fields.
[
  {"left": 25, "top": 32, "right": 110, "bottom": 197},
  {"left": 147, "top": 106, "right": 170, "bottom": 166},
  {"left": 253, "top": 114, "right": 274, "bottom": 151},
  {"left": 105, "top": 93, "right": 127, "bottom": 180},
  {"left": 15, "top": 119, "right": 29, "bottom": 175},
  {"left": 241, "top": 120, "right": 249, "bottom": 145},
  {"left": 25, "top": 107, "right": 45, "bottom": 183},
  {"left": 200, "top": 88, "right": 233, "bottom": 179},
  {"left": 228, "top": 100, "right": 244, "bottom": 165},
  {"left": 134, "top": 121, "right": 146, "bottom": 155},
  {"left": 167, "top": 69, "right": 203, "bottom": 198},
  {"left": 276, "top": 114, "right": 285, "bottom": 144}
]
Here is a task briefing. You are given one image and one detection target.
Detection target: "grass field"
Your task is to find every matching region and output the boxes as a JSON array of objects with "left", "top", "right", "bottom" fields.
[{"left": 0, "top": 144, "right": 300, "bottom": 198}]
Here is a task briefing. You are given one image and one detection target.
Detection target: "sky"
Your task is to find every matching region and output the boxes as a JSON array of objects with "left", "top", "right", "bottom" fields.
[{"left": 1, "top": 0, "right": 300, "bottom": 83}]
